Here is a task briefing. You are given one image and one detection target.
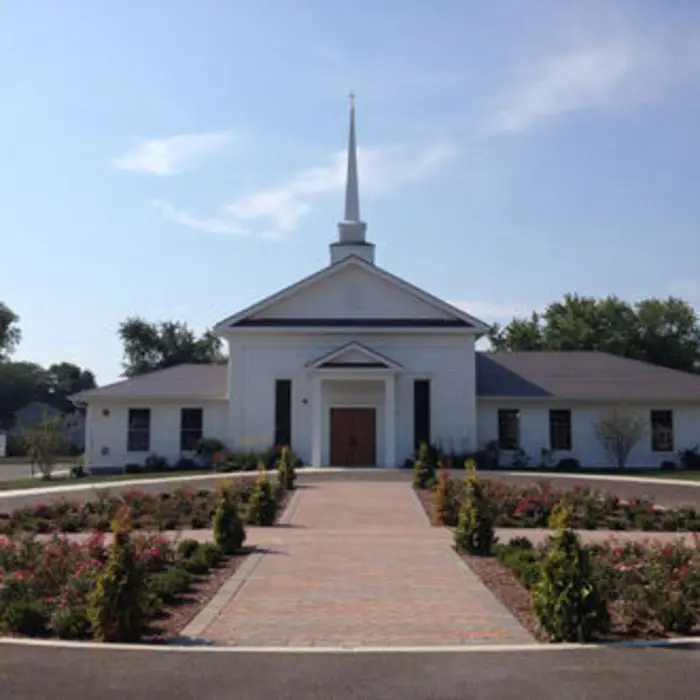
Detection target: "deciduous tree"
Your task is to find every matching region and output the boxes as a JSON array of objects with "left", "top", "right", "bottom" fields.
[
  {"left": 118, "top": 317, "right": 226, "bottom": 377},
  {"left": 488, "top": 294, "right": 700, "bottom": 373},
  {"left": 594, "top": 408, "right": 648, "bottom": 468},
  {"left": 0, "top": 302, "right": 21, "bottom": 361}
]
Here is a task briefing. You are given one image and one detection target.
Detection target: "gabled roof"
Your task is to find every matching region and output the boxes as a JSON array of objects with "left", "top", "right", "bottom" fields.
[
  {"left": 306, "top": 341, "right": 403, "bottom": 370},
  {"left": 476, "top": 351, "right": 700, "bottom": 401},
  {"left": 70, "top": 364, "right": 227, "bottom": 403},
  {"left": 214, "top": 256, "right": 490, "bottom": 333}
]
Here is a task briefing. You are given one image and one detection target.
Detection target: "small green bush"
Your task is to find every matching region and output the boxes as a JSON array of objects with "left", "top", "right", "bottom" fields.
[
  {"left": 277, "top": 446, "right": 297, "bottom": 491},
  {"left": 200, "top": 542, "right": 222, "bottom": 567},
  {"left": 176, "top": 539, "right": 200, "bottom": 561},
  {"left": 52, "top": 605, "right": 91, "bottom": 640},
  {"left": 412, "top": 442, "right": 437, "bottom": 489},
  {"left": 148, "top": 567, "right": 192, "bottom": 604},
  {"left": 247, "top": 472, "right": 278, "bottom": 526},
  {"left": 554, "top": 457, "right": 580, "bottom": 471},
  {"left": 212, "top": 484, "right": 246, "bottom": 555},
  {"left": 1, "top": 600, "right": 48, "bottom": 636},
  {"left": 495, "top": 544, "right": 542, "bottom": 589},
  {"left": 454, "top": 473, "right": 496, "bottom": 556},
  {"left": 434, "top": 468, "right": 459, "bottom": 526},
  {"left": 531, "top": 507, "right": 609, "bottom": 642}
]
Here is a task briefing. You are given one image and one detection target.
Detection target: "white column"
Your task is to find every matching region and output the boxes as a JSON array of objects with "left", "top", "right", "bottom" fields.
[
  {"left": 384, "top": 374, "right": 396, "bottom": 468},
  {"left": 311, "top": 375, "right": 322, "bottom": 467}
]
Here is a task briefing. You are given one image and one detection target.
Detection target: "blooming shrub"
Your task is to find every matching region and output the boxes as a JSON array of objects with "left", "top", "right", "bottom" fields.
[
  {"left": 496, "top": 532, "right": 700, "bottom": 641},
  {"left": 426, "top": 478, "right": 700, "bottom": 532},
  {"left": 0, "top": 480, "right": 270, "bottom": 536},
  {"left": 0, "top": 516, "right": 227, "bottom": 641}
]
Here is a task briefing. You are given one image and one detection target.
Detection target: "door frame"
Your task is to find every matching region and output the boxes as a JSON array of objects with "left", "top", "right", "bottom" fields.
[{"left": 329, "top": 406, "right": 377, "bottom": 467}]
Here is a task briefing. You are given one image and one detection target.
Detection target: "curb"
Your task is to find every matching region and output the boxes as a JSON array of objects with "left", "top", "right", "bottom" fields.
[
  {"left": 0, "top": 635, "right": 698, "bottom": 654},
  {"left": 0, "top": 467, "right": 364, "bottom": 499},
  {"left": 489, "top": 470, "right": 700, "bottom": 488}
]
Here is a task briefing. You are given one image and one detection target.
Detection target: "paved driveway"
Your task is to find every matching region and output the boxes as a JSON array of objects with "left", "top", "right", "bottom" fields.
[
  {"left": 182, "top": 482, "right": 532, "bottom": 647},
  {"left": 0, "top": 643, "right": 698, "bottom": 700}
]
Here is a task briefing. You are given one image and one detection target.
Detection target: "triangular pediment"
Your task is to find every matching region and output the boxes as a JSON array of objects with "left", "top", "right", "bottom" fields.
[
  {"left": 306, "top": 341, "right": 402, "bottom": 370},
  {"left": 215, "top": 256, "right": 489, "bottom": 332}
]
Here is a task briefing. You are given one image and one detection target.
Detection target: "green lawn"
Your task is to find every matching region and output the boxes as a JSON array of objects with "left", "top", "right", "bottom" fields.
[{"left": 0, "top": 456, "right": 75, "bottom": 467}]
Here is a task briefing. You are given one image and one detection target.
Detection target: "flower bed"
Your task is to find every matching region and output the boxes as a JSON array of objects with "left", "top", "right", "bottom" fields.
[
  {"left": 0, "top": 530, "right": 236, "bottom": 641},
  {"left": 487, "top": 536, "right": 700, "bottom": 641},
  {"left": 0, "top": 479, "right": 289, "bottom": 536},
  {"left": 420, "top": 474, "right": 700, "bottom": 531}
]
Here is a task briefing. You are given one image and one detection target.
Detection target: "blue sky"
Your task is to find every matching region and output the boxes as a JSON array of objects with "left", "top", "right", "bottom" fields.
[{"left": 3, "top": 0, "right": 700, "bottom": 384}]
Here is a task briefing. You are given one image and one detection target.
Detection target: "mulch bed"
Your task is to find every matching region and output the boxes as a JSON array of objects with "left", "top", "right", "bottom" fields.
[
  {"left": 461, "top": 553, "right": 545, "bottom": 641},
  {"left": 416, "top": 488, "right": 440, "bottom": 526}
]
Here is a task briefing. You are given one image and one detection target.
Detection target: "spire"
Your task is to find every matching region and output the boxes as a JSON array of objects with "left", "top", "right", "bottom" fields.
[
  {"left": 344, "top": 92, "right": 360, "bottom": 222},
  {"left": 332, "top": 92, "right": 374, "bottom": 264}
]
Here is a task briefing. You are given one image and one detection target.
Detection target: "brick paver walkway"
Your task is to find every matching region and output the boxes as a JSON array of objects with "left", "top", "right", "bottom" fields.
[{"left": 182, "top": 482, "right": 534, "bottom": 647}]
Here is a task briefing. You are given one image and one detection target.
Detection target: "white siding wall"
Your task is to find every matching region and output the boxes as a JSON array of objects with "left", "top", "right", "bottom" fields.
[
  {"left": 477, "top": 401, "right": 700, "bottom": 468},
  {"left": 85, "top": 401, "right": 229, "bottom": 469},
  {"left": 226, "top": 332, "right": 477, "bottom": 466}
]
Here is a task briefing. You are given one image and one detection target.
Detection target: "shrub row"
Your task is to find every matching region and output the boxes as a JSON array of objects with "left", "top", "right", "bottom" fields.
[
  {"left": 0, "top": 481, "right": 253, "bottom": 642},
  {"left": 0, "top": 476, "right": 286, "bottom": 536},
  {"left": 427, "top": 472, "right": 700, "bottom": 532},
  {"left": 496, "top": 533, "right": 700, "bottom": 640},
  {"left": 0, "top": 526, "right": 227, "bottom": 640}
]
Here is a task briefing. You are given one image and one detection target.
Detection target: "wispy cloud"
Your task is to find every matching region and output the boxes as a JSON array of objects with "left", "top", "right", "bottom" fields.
[
  {"left": 226, "top": 142, "right": 456, "bottom": 234},
  {"left": 113, "top": 131, "right": 234, "bottom": 175},
  {"left": 156, "top": 141, "right": 456, "bottom": 239},
  {"left": 152, "top": 200, "right": 249, "bottom": 237},
  {"left": 488, "top": 43, "right": 645, "bottom": 133}
]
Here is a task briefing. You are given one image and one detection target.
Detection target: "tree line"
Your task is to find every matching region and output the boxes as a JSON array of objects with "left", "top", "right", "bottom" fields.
[
  {"left": 488, "top": 294, "right": 700, "bottom": 373},
  {"left": 0, "top": 305, "right": 224, "bottom": 429}
]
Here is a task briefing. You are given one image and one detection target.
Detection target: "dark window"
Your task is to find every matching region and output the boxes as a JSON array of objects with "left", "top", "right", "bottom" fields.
[
  {"left": 651, "top": 410, "right": 673, "bottom": 452},
  {"left": 274, "top": 379, "right": 292, "bottom": 447},
  {"left": 413, "top": 380, "right": 431, "bottom": 450},
  {"left": 549, "top": 409, "right": 572, "bottom": 451},
  {"left": 127, "top": 408, "right": 150, "bottom": 452},
  {"left": 497, "top": 409, "right": 519, "bottom": 450},
  {"left": 180, "top": 408, "right": 203, "bottom": 452}
]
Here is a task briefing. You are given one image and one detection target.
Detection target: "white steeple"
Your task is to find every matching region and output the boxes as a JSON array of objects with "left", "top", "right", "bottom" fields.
[{"left": 330, "top": 93, "right": 375, "bottom": 265}]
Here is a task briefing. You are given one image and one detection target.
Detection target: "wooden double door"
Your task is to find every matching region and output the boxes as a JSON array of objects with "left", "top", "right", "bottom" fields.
[{"left": 329, "top": 408, "right": 376, "bottom": 466}]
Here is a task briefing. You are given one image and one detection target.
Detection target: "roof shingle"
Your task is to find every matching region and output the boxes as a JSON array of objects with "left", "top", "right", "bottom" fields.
[
  {"left": 71, "top": 364, "right": 227, "bottom": 402},
  {"left": 477, "top": 351, "right": 700, "bottom": 401}
]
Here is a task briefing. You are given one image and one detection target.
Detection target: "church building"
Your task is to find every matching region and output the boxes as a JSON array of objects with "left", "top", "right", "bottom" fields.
[{"left": 74, "top": 104, "right": 700, "bottom": 470}]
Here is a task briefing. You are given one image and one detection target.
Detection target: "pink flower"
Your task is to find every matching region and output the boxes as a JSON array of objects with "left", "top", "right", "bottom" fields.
[{"left": 12, "top": 570, "right": 28, "bottom": 581}]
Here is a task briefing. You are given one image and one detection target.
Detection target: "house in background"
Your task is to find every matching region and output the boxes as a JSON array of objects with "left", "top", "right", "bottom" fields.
[
  {"left": 71, "top": 104, "right": 700, "bottom": 471},
  {"left": 9, "top": 401, "right": 86, "bottom": 451}
]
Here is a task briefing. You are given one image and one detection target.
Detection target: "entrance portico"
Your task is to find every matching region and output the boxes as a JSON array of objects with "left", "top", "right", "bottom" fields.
[{"left": 307, "top": 342, "right": 400, "bottom": 467}]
